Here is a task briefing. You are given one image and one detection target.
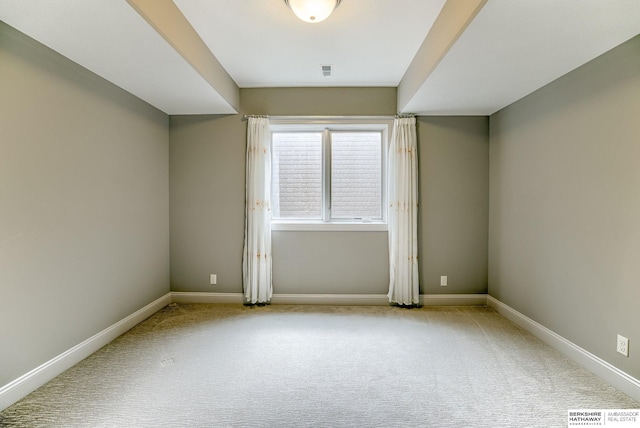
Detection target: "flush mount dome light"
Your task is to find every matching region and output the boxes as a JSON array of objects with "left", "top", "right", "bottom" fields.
[{"left": 285, "top": 0, "right": 341, "bottom": 23}]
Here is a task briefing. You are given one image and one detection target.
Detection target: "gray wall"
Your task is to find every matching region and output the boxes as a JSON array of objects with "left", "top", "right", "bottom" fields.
[
  {"left": 169, "top": 114, "right": 246, "bottom": 292},
  {"left": 0, "top": 22, "right": 170, "bottom": 387},
  {"left": 170, "top": 88, "right": 489, "bottom": 295},
  {"left": 418, "top": 117, "right": 489, "bottom": 294},
  {"left": 489, "top": 35, "right": 640, "bottom": 379}
]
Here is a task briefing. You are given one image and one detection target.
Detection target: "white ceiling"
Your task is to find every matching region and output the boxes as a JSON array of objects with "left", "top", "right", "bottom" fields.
[
  {"left": 402, "top": 0, "right": 640, "bottom": 115},
  {"left": 0, "top": 0, "right": 235, "bottom": 114},
  {"left": 1, "top": 0, "right": 639, "bottom": 115},
  {"left": 174, "top": 0, "right": 446, "bottom": 88}
]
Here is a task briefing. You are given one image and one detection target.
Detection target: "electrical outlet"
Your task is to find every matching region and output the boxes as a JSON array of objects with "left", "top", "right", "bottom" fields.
[
  {"left": 440, "top": 276, "right": 447, "bottom": 286},
  {"left": 617, "top": 334, "right": 629, "bottom": 357},
  {"left": 210, "top": 274, "right": 217, "bottom": 285}
]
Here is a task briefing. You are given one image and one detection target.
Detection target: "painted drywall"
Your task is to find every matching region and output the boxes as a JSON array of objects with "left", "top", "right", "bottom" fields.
[
  {"left": 273, "top": 232, "right": 389, "bottom": 294},
  {"left": 418, "top": 117, "right": 489, "bottom": 294},
  {"left": 170, "top": 88, "right": 489, "bottom": 295},
  {"left": 170, "top": 88, "right": 395, "bottom": 294},
  {"left": 169, "top": 89, "right": 397, "bottom": 297},
  {"left": 489, "top": 35, "right": 640, "bottom": 379},
  {"left": 0, "top": 22, "right": 170, "bottom": 387},
  {"left": 240, "top": 87, "right": 397, "bottom": 117},
  {"left": 169, "top": 114, "right": 246, "bottom": 292}
]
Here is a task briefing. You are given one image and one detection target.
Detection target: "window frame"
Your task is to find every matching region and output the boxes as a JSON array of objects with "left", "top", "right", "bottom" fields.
[{"left": 270, "top": 118, "right": 390, "bottom": 232}]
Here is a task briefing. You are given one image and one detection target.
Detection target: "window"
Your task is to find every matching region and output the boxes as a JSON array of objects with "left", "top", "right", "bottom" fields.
[{"left": 270, "top": 120, "right": 389, "bottom": 231}]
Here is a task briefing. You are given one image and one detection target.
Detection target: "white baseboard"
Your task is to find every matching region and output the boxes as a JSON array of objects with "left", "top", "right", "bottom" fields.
[
  {"left": 171, "top": 292, "right": 390, "bottom": 305},
  {"left": 487, "top": 295, "right": 640, "bottom": 402},
  {"left": 420, "top": 294, "right": 487, "bottom": 306},
  {"left": 0, "top": 293, "right": 172, "bottom": 412},
  {"left": 170, "top": 292, "right": 488, "bottom": 306},
  {"left": 171, "top": 291, "right": 243, "bottom": 304},
  {"left": 272, "top": 293, "right": 389, "bottom": 305}
]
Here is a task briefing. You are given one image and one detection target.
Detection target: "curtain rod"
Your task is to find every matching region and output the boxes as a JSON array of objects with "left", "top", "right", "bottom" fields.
[{"left": 242, "top": 114, "right": 414, "bottom": 121}]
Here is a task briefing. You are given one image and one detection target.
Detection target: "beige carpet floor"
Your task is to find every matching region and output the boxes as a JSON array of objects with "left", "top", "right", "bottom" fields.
[{"left": 1, "top": 303, "right": 638, "bottom": 427}]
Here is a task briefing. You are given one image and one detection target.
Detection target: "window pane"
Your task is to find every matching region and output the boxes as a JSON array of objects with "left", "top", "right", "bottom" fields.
[
  {"left": 272, "top": 132, "right": 323, "bottom": 219},
  {"left": 331, "top": 132, "right": 382, "bottom": 219}
]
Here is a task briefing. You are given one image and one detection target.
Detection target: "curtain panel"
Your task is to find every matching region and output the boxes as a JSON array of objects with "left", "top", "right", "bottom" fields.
[
  {"left": 242, "top": 117, "right": 273, "bottom": 304},
  {"left": 387, "top": 117, "right": 420, "bottom": 306}
]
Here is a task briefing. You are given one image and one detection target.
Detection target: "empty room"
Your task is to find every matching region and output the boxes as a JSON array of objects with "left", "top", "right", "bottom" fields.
[{"left": 1, "top": 0, "right": 639, "bottom": 426}]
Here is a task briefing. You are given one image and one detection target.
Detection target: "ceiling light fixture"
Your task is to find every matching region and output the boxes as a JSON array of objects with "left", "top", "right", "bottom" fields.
[{"left": 284, "top": 0, "right": 341, "bottom": 23}]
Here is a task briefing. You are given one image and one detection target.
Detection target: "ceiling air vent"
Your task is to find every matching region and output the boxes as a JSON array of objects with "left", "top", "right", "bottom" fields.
[{"left": 321, "top": 64, "right": 332, "bottom": 77}]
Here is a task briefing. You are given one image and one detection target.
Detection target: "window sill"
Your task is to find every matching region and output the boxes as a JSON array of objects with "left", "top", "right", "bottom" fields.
[{"left": 271, "top": 221, "right": 388, "bottom": 232}]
